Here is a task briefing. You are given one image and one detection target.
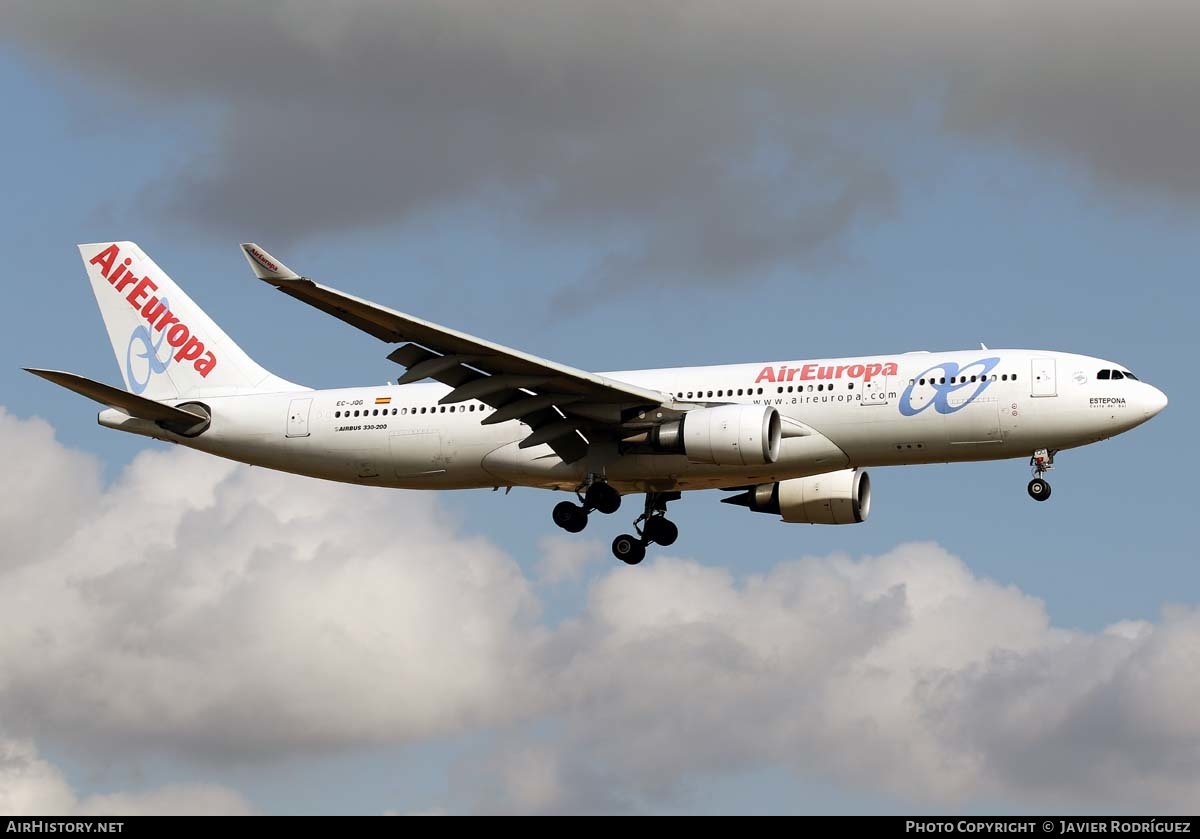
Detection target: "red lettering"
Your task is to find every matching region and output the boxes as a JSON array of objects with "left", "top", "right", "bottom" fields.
[
  {"left": 755, "top": 366, "right": 776, "bottom": 384},
  {"left": 114, "top": 272, "right": 142, "bottom": 293},
  {"left": 109, "top": 259, "right": 133, "bottom": 287},
  {"left": 195, "top": 352, "right": 217, "bottom": 378},
  {"left": 818, "top": 366, "right": 834, "bottom": 380},
  {"left": 800, "top": 364, "right": 817, "bottom": 380},
  {"left": 847, "top": 364, "right": 865, "bottom": 378},
  {"left": 786, "top": 367, "right": 801, "bottom": 382},
  {"left": 156, "top": 311, "right": 179, "bottom": 332},
  {"left": 864, "top": 363, "right": 883, "bottom": 382},
  {"left": 167, "top": 323, "right": 189, "bottom": 347},
  {"left": 835, "top": 365, "right": 848, "bottom": 378},
  {"left": 88, "top": 244, "right": 119, "bottom": 277},
  {"left": 176, "top": 336, "right": 205, "bottom": 363},
  {"left": 142, "top": 297, "right": 168, "bottom": 322},
  {"left": 883, "top": 362, "right": 899, "bottom": 376},
  {"left": 126, "top": 276, "right": 158, "bottom": 309}
]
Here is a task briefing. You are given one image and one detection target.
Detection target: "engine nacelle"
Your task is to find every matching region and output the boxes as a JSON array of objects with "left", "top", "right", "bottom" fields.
[
  {"left": 723, "top": 468, "right": 871, "bottom": 524},
  {"left": 646, "top": 404, "right": 782, "bottom": 466}
]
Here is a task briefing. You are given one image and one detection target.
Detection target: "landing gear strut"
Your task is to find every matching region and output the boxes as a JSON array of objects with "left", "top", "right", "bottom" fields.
[
  {"left": 612, "top": 491, "right": 681, "bottom": 564},
  {"left": 1027, "top": 448, "right": 1055, "bottom": 502},
  {"left": 551, "top": 476, "right": 622, "bottom": 533}
]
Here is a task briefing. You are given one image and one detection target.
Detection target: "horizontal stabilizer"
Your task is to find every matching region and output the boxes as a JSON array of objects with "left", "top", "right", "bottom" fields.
[{"left": 24, "top": 368, "right": 209, "bottom": 433}]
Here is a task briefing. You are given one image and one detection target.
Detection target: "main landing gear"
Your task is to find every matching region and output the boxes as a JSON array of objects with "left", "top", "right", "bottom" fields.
[
  {"left": 1027, "top": 448, "right": 1055, "bottom": 502},
  {"left": 611, "top": 491, "right": 681, "bottom": 565},
  {"left": 551, "top": 478, "right": 622, "bottom": 534}
]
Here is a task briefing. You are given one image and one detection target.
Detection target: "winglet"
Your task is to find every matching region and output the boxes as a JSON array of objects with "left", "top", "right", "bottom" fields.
[{"left": 240, "top": 243, "right": 301, "bottom": 281}]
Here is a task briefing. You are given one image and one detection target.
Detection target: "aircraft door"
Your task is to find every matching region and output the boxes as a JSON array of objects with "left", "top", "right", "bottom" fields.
[
  {"left": 1031, "top": 358, "right": 1057, "bottom": 397},
  {"left": 286, "top": 398, "right": 312, "bottom": 437}
]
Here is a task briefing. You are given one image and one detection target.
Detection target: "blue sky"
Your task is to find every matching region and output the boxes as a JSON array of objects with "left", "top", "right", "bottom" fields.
[{"left": 1, "top": 3, "right": 1198, "bottom": 815}]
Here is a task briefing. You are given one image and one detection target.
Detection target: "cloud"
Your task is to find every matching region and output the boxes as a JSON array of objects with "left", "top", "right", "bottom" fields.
[
  {"left": 0, "top": 737, "right": 253, "bottom": 816},
  {"left": 447, "top": 545, "right": 1200, "bottom": 813},
  {"left": 2, "top": 405, "right": 1200, "bottom": 813},
  {"left": 536, "top": 535, "right": 605, "bottom": 585},
  {"left": 7, "top": 1, "right": 1199, "bottom": 289},
  {"left": 0, "top": 406, "right": 546, "bottom": 760},
  {"left": 3, "top": 1, "right": 900, "bottom": 285}
]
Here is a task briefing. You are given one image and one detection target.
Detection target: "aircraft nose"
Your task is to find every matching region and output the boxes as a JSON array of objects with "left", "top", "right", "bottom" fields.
[{"left": 1144, "top": 386, "right": 1168, "bottom": 419}]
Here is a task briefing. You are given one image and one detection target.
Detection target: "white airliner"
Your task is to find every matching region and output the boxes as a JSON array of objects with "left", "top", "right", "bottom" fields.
[{"left": 28, "top": 242, "right": 1168, "bottom": 564}]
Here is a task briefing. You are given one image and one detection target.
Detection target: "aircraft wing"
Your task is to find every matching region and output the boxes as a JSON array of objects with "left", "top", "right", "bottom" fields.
[{"left": 241, "top": 244, "right": 671, "bottom": 463}]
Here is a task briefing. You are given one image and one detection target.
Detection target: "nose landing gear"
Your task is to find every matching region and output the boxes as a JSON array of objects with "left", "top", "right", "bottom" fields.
[
  {"left": 1027, "top": 449, "right": 1055, "bottom": 502},
  {"left": 612, "top": 491, "right": 681, "bottom": 565}
]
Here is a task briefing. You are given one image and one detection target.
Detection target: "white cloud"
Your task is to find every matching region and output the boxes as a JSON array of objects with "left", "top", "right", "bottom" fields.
[
  {"left": 536, "top": 535, "right": 605, "bottom": 585},
  {"left": 0, "top": 406, "right": 546, "bottom": 759},
  {"left": 2, "top": 405, "right": 1199, "bottom": 814},
  {"left": 0, "top": 737, "right": 252, "bottom": 816},
  {"left": 458, "top": 546, "right": 1200, "bottom": 812}
]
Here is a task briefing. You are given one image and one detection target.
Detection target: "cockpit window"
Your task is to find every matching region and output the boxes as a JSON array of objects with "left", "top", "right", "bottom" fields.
[
  {"left": 1122, "top": 371, "right": 1139, "bottom": 380},
  {"left": 1111, "top": 370, "right": 1124, "bottom": 380},
  {"left": 1097, "top": 369, "right": 1110, "bottom": 380}
]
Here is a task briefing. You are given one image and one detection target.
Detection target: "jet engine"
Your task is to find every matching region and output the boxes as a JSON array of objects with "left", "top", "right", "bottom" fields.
[
  {"left": 636, "top": 404, "right": 782, "bottom": 466},
  {"left": 722, "top": 468, "right": 871, "bottom": 524}
]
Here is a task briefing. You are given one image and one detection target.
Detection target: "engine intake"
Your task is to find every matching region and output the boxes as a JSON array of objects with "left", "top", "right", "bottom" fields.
[
  {"left": 641, "top": 405, "right": 782, "bottom": 466},
  {"left": 722, "top": 469, "right": 871, "bottom": 524}
]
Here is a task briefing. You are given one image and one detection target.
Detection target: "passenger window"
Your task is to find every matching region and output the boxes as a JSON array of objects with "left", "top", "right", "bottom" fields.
[
  {"left": 757, "top": 388, "right": 763, "bottom": 394},
  {"left": 737, "top": 389, "right": 743, "bottom": 396},
  {"left": 1011, "top": 374, "right": 1017, "bottom": 381},
  {"left": 847, "top": 383, "right": 854, "bottom": 390},
  {"left": 919, "top": 379, "right": 925, "bottom": 385},
  {"left": 687, "top": 392, "right": 693, "bottom": 399}
]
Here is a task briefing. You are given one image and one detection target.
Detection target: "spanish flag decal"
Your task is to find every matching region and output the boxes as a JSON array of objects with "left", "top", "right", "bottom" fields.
[{"left": 375, "top": 396, "right": 392, "bottom": 405}]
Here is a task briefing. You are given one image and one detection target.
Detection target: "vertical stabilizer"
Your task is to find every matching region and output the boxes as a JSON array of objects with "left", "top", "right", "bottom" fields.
[{"left": 79, "top": 241, "right": 303, "bottom": 398}]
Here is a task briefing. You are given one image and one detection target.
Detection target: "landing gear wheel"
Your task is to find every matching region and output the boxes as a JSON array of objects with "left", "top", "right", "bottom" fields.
[
  {"left": 552, "top": 501, "right": 589, "bottom": 533},
  {"left": 1027, "top": 479, "right": 1052, "bottom": 502},
  {"left": 585, "top": 482, "right": 622, "bottom": 515},
  {"left": 612, "top": 534, "right": 646, "bottom": 565},
  {"left": 642, "top": 517, "right": 678, "bottom": 547}
]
